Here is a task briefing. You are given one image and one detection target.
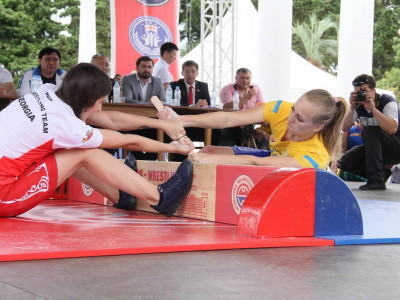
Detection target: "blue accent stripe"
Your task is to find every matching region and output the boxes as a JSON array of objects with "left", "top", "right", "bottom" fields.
[
  {"left": 272, "top": 100, "right": 283, "bottom": 113},
  {"left": 304, "top": 155, "right": 319, "bottom": 168}
]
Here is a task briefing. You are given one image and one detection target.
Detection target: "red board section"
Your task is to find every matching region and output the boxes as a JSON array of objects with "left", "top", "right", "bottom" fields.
[
  {"left": 237, "top": 169, "right": 316, "bottom": 238},
  {"left": 215, "top": 165, "right": 278, "bottom": 225},
  {"left": 0, "top": 200, "right": 333, "bottom": 262},
  {"left": 67, "top": 177, "right": 112, "bottom": 206}
]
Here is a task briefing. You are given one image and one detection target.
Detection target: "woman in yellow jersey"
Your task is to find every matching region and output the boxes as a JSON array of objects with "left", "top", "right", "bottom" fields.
[{"left": 159, "top": 89, "right": 348, "bottom": 169}]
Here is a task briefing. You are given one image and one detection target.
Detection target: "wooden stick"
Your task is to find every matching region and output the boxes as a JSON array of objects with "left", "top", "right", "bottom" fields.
[{"left": 151, "top": 96, "right": 194, "bottom": 155}]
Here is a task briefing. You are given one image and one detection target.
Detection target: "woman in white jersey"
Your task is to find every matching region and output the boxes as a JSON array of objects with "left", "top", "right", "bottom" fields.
[{"left": 0, "top": 63, "right": 193, "bottom": 217}]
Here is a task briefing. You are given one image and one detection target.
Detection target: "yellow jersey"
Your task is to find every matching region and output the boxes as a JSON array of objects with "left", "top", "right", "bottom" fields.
[{"left": 263, "top": 100, "right": 330, "bottom": 169}]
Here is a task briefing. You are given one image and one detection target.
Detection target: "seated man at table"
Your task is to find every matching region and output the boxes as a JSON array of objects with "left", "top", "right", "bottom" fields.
[
  {"left": 170, "top": 60, "right": 210, "bottom": 107},
  {"left": 168, "top": 61, "right": 214, "bottom": 161},
  {"left": 0, "top": 65, "right": 17, "bottom": 98},
  {"left": 91, "top": 54, "right": 121, "bottom": 102},
  {"left": 219, "top": 68, "right": 265, "bottom": 147},
  {"left": 18, "top": 47, "right": 66, "bottom": 97},
  {"left": 122, "top": 56, "right": 166, "bottom": 160},
  {"left": 122, "top": 56, "right": 166, "bottom": 103}
]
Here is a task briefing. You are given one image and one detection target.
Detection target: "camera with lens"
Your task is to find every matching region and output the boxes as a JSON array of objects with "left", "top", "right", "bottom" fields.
[
  {"left": 242, "top": 124, "right": 255, "bottom": 140},
  {"left": 356, "top": 87, "right": 366, "bottom": 102}
]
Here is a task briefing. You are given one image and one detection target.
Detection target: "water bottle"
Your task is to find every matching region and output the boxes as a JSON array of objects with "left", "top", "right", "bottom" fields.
[
  {"left": 166, "top": 85, "right": 173, "bottom": 105},
  {"left": 174, "top": 86, "right": 181, "bottom": 106},
  {"left": 31, "top": 75, "right": 38, "bottom": 92},
  {"left": 210, "top": 89, "right": 217, "bottom": 107},
  {"left": 113, "top": 81, "right": 120, "bottom": 103},
  {"left": 37, "top": 75, "right": 43, "bottom": 89},
  {"left": 233, "top": 91, "right": 240, "bottom": 110}
]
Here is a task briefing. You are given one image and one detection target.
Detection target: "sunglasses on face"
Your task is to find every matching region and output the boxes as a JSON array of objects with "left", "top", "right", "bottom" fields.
[{"left": 352, "top": 79, "right": 371, "bottom": 87}]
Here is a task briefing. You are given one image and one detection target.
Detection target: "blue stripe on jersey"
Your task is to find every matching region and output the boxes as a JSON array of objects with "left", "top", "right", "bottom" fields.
[
  {"left": 272, "top": 100, "right": 283, "bottom": 113},
  {"left": 304, "top": 155, "right": 319, "bottom": 168}
]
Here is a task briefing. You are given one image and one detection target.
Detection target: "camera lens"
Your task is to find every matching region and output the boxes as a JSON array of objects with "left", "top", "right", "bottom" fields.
[{"left": 356, "top": 91, "right": 366, "bottom": 101}]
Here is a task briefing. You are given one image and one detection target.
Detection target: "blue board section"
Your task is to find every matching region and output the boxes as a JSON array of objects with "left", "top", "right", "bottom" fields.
[
  {"left": 314, "top": 170, "right": 363, "bottom": 236},
  {"left": 322, "top": 199, "right": 400, "bottom": 245}
]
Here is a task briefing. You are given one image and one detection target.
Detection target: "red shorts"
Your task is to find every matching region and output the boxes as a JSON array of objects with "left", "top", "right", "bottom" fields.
[{"left": 0, "top": 154, "right": 58, "bottom": 217}]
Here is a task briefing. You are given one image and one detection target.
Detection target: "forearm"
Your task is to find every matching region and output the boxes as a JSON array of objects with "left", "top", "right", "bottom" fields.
[
  {"left": 99, "top": 129, "right": 174, "bottom": 152},
  {"left": 0, "top": 83, "right": 17, "bottom": 97},
  {"left": 87, "top": 111, "right": 167, "bottom": 131},
  {"left": 180, "top": 111, "right": 235, "bottom": 129},
  {"left": 372, "top": 108, "right": 398, "bottom": 134},
  {"left": 180, "top": 106, "right": 265, "bottom": 129},
  {"left": 343, "top": 108, "right": 356, "bottom": 131}
]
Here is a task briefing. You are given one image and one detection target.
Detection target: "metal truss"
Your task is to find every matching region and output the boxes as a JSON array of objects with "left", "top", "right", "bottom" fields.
[{"left": 201, "top": 0, "right": 235, "bottom": 94}]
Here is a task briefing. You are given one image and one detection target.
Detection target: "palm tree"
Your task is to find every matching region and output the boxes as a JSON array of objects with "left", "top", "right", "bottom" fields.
[{"left": 292, "top": 14, "right": 338, "bottom": 70}]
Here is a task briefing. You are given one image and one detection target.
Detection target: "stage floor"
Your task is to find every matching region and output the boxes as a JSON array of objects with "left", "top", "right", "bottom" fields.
[{"left": 1, "top": 181, "right": 400, "bottom": 299}]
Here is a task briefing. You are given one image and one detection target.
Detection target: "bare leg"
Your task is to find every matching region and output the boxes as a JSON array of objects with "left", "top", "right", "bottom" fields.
[
  {"left": 73, "top": 167, "right": 119, "bottom": 204},
  {"left": 199, "top": 145, "right": 235, "bottom": 155},
  {"left": 54, "top": 148, "right": 159, "bottom": 205}
]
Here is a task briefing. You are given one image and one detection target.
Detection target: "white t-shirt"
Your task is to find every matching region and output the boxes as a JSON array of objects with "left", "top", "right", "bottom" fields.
[
  {"left": 0, "top": 66, "right": 13, "bottom": 84},
  {"left": 153, "top": 58, "right": 173, "bottom": 84},
  {"left": 0, "top": 84, "right": 103, "bottom": 181}
]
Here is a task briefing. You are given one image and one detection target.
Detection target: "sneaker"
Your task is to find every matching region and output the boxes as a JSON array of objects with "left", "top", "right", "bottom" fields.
[
  {"left": 151, "top": 159, "right": 193, "bottom": 217},
  {"left": 359, "top": 179, "right": 386, "bottom": 190},
  {"left": 113, "top": 153, "right": 137, "bottom": 210}
]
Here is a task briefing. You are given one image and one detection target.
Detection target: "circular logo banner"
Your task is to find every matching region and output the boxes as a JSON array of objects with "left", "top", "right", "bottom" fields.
[
  {"left": 136, "top": 0, "right": 169, "bottom": 6},
  {"left": 129, "top": 16, "right": 173, "bottom": 58},
  {"left": 231, "top": 175, "right": 254, "bottom": 215},
  {"left": 82, "top": 183, "right": 94, "bottom": 196}
]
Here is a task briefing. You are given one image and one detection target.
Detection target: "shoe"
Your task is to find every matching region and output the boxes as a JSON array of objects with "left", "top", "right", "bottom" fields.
[
  {"left": 359, "top": 179, "right": 386, "bottom": 190},
  {"left": 113, "top": 154, "right": 137, "bottom": 210},
  {"left": 384, "top": 167, "right": 393, "bottom": 183},
  {"left": 151, "top": 159, "right": 193, "bottom": 217}
]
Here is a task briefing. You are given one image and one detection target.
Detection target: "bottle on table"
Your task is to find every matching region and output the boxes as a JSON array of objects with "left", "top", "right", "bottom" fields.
[
  {"left": 166, "top": 84, "right": 173, "bottom": 105},
  {"left": 174, "top": 86, "right": 181, "bottom": 106},
  {"left": 233, "top": 91, "right": 239, "bottom": 110},
  {"left": 210, "top": 89, "right": 217, "bottom": 107},
  {"left": 113, "top": 81, "right": 120, "bottom": 103},
  {"left": 37, "top": 75, "right": 43, "bottom": 89},
  {"left": 31, "top": 75, "right": 38, "bottom": 92}
]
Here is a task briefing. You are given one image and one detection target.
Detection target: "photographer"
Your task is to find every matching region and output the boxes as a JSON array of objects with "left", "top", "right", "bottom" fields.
[{"left": 338, "top": 74, "right": 400, "bottom": 190}]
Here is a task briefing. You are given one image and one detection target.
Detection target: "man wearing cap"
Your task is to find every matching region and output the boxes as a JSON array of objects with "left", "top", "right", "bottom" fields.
[{"left": 338, "top": 74, "right": 400, "bottom": 190}]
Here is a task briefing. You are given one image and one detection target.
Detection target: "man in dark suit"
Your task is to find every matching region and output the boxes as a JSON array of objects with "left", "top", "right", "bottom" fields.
[
  {"left": 122, "top": 56, "right": 166, "bottom": 160},
  {"left": 169, "top": 61, "right": 218, "bottom": 161},
  {"left": 122, "top": 56, "right": 166, "bottom": 102},
  {"left": 170, "top": 60, "right": 210, "bottom": 107}
]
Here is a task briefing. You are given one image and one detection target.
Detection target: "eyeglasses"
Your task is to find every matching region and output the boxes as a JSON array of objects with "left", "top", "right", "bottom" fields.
[
  {"left": 352, "top": 78, "right": 370, "bottom": 87},
  {"left": 42, "top": 57, "right": 60, "bottom": 62},
  {"left": 183, "top": 70, "right": 197, "bottom": 74}
]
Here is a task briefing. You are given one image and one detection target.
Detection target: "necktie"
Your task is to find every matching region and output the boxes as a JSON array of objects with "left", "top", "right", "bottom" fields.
[{"left": 189, "top": 86, "right": 194, "bottom": 105}]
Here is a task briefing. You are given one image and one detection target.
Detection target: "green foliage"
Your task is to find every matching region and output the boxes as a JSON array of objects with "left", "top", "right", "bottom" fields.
[
  {"left": 377, "top": 67, "right": 400, "bottom": 100},
  {"left": 0, "top": 0, "right": 110, "bottom": 87},
  {"left": 95, "top": 0, "right": 111, "bottom": 58},
  {"left": 179, "top": 0, "right": 201, "bottom": 56},
  {"left": 0, "top": 0, "right": 65, "bottom": 86},
  {"left": 377, "top": 36, "right": 400, "bottom": 99},
  {"left": 373, "top": 0, "right": 400, "bottom": 80},
  {"left": 292, "top": 14, "right": 338, "bottom": 71}
]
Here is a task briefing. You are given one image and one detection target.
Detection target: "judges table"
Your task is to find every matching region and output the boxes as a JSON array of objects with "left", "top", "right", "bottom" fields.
[
  {"left": 0, "top": 95, "right": 17, "bottom": 111},
  {"left": 102, "top": 102, "right": 223, "bottom": 160}
]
